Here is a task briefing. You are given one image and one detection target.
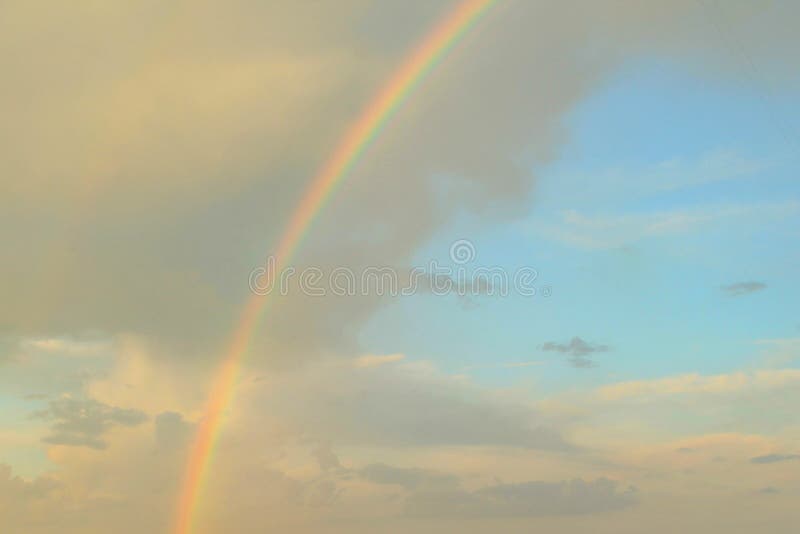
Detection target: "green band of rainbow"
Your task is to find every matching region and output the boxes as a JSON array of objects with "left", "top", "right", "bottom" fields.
[{"left": 173, "top": 1, "right": 497, "bottom": 532}]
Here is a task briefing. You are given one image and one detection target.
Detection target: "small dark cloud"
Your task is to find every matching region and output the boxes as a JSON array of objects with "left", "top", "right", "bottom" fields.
[
  {"left": 750, "top": 453, "right": 800, "bottom": 464},
  {"left": 416, "top": 273, "right": 495, "bottom": 310},
  {"left": 33, "top": 397, "right": 147, "bottom": 450},
  {"left": 541, "top": 337, "right": 609, "bottom": 368},
  {"left": 721, "top": 281, "right": 766, "bottom": 297},
  {"left": 418, "top": 272, "right": 495, "bottom": 297},
  {"left": 758, "top": 486, "right": 780, "bottom": 495},
  {"left": 676, "top": 447, "right": 695, "bottom": 454},
  {"left": 405, "top": 477, "right": 637, "bottom": 518}
]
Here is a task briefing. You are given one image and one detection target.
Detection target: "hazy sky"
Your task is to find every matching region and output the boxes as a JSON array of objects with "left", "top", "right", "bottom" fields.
[{"left": 2, "top": 1, "right": 799, "bottom": 533}]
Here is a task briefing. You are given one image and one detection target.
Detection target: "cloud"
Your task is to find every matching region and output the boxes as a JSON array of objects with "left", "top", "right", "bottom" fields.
[
  {"left": 750, "top": 454, "right": 800, "bottom": 464},
  {"left": 20, "top": 336, "right": 112, "bottom": 358},
  {"left": 463, "top": 360, "right": 543, "bottom": 372},
  {"left": 0, "top": 464, "right": 63, "bottom": 529},
  {"left": 0, "top": 464, "right": 60, "bottom": 501},
  {"left": 33, "top": 397, "right": 147, "bottom": 450},
  {"left": 597, "top": 368, "right": 800, "bottom": 401},
  {"left": 756, "top": 337, "right": 800, "bottom": 366},
  {"left": 0, "top": 334, "right": 122, "bottom": 402},
  {"left": 353, "top": 353, "right": 406, "bottom": 368},
  {"left": 2, "top": 347, "right": 799, "bottom": 533},
  {"left": 360, "top": 463, "right": 459, "bottom": 490},
  {"left": 262, "top": 360, "right": 574, "bottom": 451},
  {"left": 0, "top": 337, "right": 15, "bottom": 364},
  {"left": 537, "top": 148, "right": 772, "bottom": 207},
  {"left": 1, "top": 1, "right": 800, "bottom": 532},
  {"left": 3, "top": 0, "right": 796, "bottom": 365},
  {"left": 722, "top": 281, "right": 767, "bottom": 297},
  {"left": 154, "top": 411, "right": 192, "bottom": 452},
  {"left": 312, "top": 443, "right": 343, "bottom": 473},
  {"left": 542, "top": 337, "right": 610, "bottom": 368},
  {"left": 404, "top": 478, "right": 637, "bottom": 518},
  {"left": 537, "top": 202, "right": 799, "bottom": 250}
]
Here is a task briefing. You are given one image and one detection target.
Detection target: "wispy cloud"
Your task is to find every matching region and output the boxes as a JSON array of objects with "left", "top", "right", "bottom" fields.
[
  {"left": 353, "top": 353, "right": 406, "bottom": 368},
  {"left": 360, "top": 463, "right": 459, "bottom": 490},
  {"left": 750, "top": 453, "right": 800, "bottom": 464},
  {"left": 463, "top": 360, "right": 543, "bottom": 372},
  {"left": 722, "top": 281, "right": 767, "bottom": 297},
  {"left": 549, "top": 148, "right": 773, "bottom": 203},
  {"left": 21, "top": 336, "right": 112, "bottom": 357},
  {"left": 597, "top": 369, "right": 800, "bottom": 401},
  {"left": 404, "top": 478, "right": 637, "bottom": 518},
  {"left": 535, "top": 202, "right": 799, "bottom": 250}
]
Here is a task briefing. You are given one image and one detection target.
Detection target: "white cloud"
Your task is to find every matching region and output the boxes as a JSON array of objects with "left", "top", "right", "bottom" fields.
[
  {"left": 353, "top": 353, "right": 406, "bottom": 368},
  {"left": 545, "top": 148, "right": 773, "bottom": 205},
  {"left": 536, "top": 201, "right": 799, "bottom": 250},
  {"left": 597, "top": 369, "right": 800, "bottom": 401},
  {"left": 21, "top": 336, "right": 112, "bottom": 358}
]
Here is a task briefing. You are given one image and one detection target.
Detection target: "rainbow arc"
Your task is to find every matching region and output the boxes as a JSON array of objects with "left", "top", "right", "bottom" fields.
[{"left": 173, "top": 1, "right": 498, "bottom": 532}]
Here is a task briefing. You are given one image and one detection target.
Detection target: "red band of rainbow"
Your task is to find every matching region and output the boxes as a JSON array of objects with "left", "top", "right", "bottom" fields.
[{"left": 173, "top": 1, "right": 497, "bottom": 532}]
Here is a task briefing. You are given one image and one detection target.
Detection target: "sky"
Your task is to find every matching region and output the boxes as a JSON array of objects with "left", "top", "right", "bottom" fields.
[{"left": 1, "top": 1, "right": 799, "bottom": 533}]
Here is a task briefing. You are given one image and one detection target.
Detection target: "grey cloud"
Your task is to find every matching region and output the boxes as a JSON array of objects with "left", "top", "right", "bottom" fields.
[
  {"left": 2, "top": 1, "right": 798, "bottom": 366},
  {"left": 542, "top": 337, "right": 610, "bottom": 368},
  {"left": 269, "top": 363, "right": 574, "bottom": 451},
  {"left": 302, "top": 479, "right": 341, "bottom": 508},
  {"left": 0, "top": 464, "right": 60, "bottom": 501},
  {"left": 33, "top": 397, "right": 147, "bottom": 450},
  {"left": 0, "top": 464, "right": 64, "bottom": 530},
  {"left": 413, "top": 272, "right": 496, "bottom": 311},
  {"left": 312, "top": 443, "right": 343, "bottom": 473},
  {"left": 0, "top": 336, "right": 16, "bottom": 364},
  {"left": 722, "top": 281, "right": 767, "bottom": 297},
  {"left": 404, "top": 477, "right": 637, "bottom": 518},
  {"left": 360, "top": 463, "right": 459, "bottom": 490},
  {"left": 750, "top": 453, "right": 800, "bottom": 464},
  {"left": 0, "top": 335, "right": 113, "bottom": 401},
  {"left": 154, "top": 411, "right": 192, "bottom": 452}
]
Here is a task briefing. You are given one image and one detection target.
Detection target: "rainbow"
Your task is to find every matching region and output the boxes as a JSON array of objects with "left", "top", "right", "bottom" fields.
[{"left": 173, "top": 1, "right": 497, "bottom": 532}]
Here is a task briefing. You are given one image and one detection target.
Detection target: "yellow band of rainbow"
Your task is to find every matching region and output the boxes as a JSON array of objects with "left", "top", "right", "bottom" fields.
[{"left": 173, "top": 1, "right": 497, "bottom": 532}]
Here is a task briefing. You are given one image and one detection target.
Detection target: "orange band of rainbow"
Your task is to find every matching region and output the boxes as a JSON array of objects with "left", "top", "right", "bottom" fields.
[{"left": 173, "top": 1, "right": 497, "bottom": 532}]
